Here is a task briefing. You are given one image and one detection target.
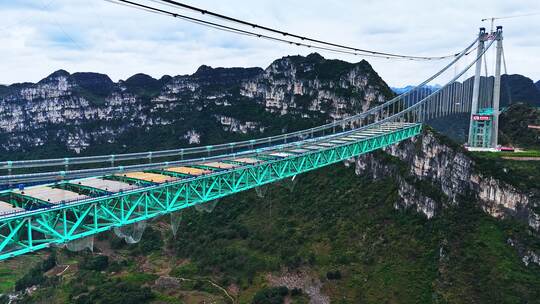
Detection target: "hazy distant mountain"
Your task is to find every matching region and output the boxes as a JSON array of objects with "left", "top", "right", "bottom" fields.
[{"left": 536, "top": 80, "right": 540, "bottom": 91}]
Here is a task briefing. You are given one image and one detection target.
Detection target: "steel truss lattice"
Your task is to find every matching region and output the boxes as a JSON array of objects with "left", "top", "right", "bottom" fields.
[{"left": 0, "top": 124, "right": 421, "bottom": 260}]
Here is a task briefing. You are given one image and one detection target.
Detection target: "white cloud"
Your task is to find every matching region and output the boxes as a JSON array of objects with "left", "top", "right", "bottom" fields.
[{"left": 0, "top": 0, "right": 539, "bottom": 86}]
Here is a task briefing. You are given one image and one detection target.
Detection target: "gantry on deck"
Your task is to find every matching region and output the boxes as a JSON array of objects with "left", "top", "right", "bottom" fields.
[{"left": 0, "top": 122, "right": 421, "bottom": 260}]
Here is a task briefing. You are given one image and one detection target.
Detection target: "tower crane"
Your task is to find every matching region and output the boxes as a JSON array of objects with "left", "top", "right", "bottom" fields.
[{"left": 482, "top": 12, "right": 540, "bottom": 33}]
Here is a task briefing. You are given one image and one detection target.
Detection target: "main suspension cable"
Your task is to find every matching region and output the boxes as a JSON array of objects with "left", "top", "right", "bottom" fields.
[
  {"left": 106, "top": 0, "right": 464, "bottom": 61},
  {"left": 152, "top": 0, "right": 466, "bottom": 60}
]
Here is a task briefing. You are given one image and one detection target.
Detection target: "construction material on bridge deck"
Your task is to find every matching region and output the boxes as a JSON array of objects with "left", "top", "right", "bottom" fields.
[
  {"left": 0, "top": 122, "right": 423, "bottom": 261},
  {"left": 360, "top": 130, "right": 387, "bottom": 135},
  {"left": 14, "top": 187, "right": 89, "bottom": 204},
  {"left": 348, "top": 134, "right": 368, "bottom": 139},
  {"left": 73, "top": 178, "right": 134, "bottom": 193},
  {"left": 165, "top": 166, "right": 211, "bottom": 176},
  {"left": 340, "top": 137, "right": 359, "bottom": 141},
  {"left": 232, "top": 157, "right": 261, "bottom": 164},
  {"left": 116, "top": 172, "right": 176, "bottom": 184},
  {"left": 268, "top": 152, "right": 293, "bottom": 158},
  {"left": 288, "top": 148, "right": 310, "bottom": 154},
  {"left": 201, "top": 162, "right": 238, "bottom": 169},
  {"left": 380, "top": 126, "right": 401, "bottom": 131},
  {"left": 304, "top": 145, "right": 324, "bottom": 150},
  {"left": 316, "top": 143, "right": 335, "bottom": 147},
  {"left": 0, "top": 201, "right": 23, "bottom": 213}
]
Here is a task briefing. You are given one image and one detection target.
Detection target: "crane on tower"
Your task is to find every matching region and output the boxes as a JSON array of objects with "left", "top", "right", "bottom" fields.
[{"left": 482, "top": 12, "right": 540, "bottom": 33}]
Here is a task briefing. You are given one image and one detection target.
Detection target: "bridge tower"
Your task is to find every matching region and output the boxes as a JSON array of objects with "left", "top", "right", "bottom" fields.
[{"left": 467, "top": 26, "right": 504, "bottom": 149}]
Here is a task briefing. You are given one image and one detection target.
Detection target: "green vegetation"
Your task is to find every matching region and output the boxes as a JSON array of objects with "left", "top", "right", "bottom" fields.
[
  {"left": 15, "top": 254, "right": 56, "bottom": 291},
  {"left": 0, "top": 254, "right": 44, "bottom": 294},
  {"left": 0, "top": 85, "right": 8, "bottom": 99},
  {"left": 166, "top": 164, "right": 540, "bottom": 303},
  {"left": 6, "top": 162, "right": 540, "bottom": 303},
  {"left": 123, "top": 73, "right": 163, "bottom": 99},
  {"left": 500, "top": 103, "right": 540, "bottom": 149},
  {"left": 74, "top": 279, "right": 154, "bottom": 304},
  {"left": 473, "top": 150, "right": 540, "bottom": 159},
  {"left": 251, "top": 286, "right": 288, "bottom": 304},
  {"left": 79, "top": 255, "right": 109, "bottom": 271},
  {"left": 471, "top": 153, "right": 540, "bottom": 195}
]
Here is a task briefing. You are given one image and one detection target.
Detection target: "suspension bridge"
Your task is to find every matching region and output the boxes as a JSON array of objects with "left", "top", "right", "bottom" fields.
[{"left": 0, "top": 1, "right": 506, "bottom": 260}]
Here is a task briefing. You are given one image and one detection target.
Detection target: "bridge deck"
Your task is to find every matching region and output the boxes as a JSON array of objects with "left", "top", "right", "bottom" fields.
[
  {"left": 269, "top": 152, "right": 293, "bottom": 158},
  {"left": 14, "top": 187, "right": 89, "bottom": 204},
  {"left": 1, "top": 122, "right": 417, "bottom": 210},
  {"left": 0, "top": 201, "right": 23, "bottom": 213},
  {"left": 201, "top": 162, "right": 239, "bottom": 169},
  {"left": 116, "top": 172, "right": 177, "bottom": 184},
  {"left": 72, "top": 178, "right": 134, "bottom": 193},
  {"left": 232, "top": 157, "right": 261, "bottom": 164},
  {"left": 164, "top": 166, "right": 211, "bottom": 176},
  {"left": 288, "top": 148, "right": 310, "bottom": 154},
  {"left": 303, "top": 145, "right": 323, "bottom": 150}
]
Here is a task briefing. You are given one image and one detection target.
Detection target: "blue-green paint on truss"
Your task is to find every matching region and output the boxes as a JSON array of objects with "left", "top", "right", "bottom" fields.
[{"left": 0, "top": 123, "right": 422, "bottom": 260}]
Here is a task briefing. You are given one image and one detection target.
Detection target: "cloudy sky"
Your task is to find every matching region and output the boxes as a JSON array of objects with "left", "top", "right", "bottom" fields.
[{"left": 1, "top": 0, "right": 539, "bottom": 86}]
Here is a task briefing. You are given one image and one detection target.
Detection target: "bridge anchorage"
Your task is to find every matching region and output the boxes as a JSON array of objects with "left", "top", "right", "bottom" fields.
[{"left": 0, "top": 27, "right": 504, "bottom": 260}]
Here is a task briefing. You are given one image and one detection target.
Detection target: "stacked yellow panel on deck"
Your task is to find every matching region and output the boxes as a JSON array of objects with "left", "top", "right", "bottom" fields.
[
  {"left": 116, "top": 172, "right": 176, "bottom": 184},
  {"left": 201, "top": 162, "right": 238, "bottom": 169},
  {"left": 165, "top": 166, "right": 211, "bottom": 176}
]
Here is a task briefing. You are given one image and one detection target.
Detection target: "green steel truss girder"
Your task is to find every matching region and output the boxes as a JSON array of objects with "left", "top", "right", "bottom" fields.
[{"left": 0, "top": 123, "right": 422, "bottom": 260}]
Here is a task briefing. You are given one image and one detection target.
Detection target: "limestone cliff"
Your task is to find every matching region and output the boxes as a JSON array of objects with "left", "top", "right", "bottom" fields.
[
  {"left": 0, "top": 53, "right": 392, "bottom": 154},
  {"left": 357, "top": 129, "right": 538, "bottom": 228}
]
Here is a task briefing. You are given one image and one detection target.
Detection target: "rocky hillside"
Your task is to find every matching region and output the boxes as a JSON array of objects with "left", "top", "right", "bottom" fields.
[
  {"left": 4, "top": 128, "right": 540, "bottom": 304},
  {"left": 358, "top": 128, "right": 540, "bottom": 229},
  {"left": 0, "top": 53, "right": 391, "bottom": 157}
]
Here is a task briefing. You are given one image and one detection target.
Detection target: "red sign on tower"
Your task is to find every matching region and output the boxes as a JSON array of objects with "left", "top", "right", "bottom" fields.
[{"left": 472, "top": 115, "right": 492, "bottom": 121}]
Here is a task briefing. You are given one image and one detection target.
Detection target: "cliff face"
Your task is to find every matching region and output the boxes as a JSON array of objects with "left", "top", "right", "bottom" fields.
[
  {"left": 356, "top": 130, "right": 538, "bottom": 229},
  {"left": 241, "top": 53, "right": 391, "bottom": 118},
  {"left": 0, "top": 54, "right": 392, "bottom": 154},
  {"left": 0, "top": 71, "right": 142, "bottom": 152}
]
